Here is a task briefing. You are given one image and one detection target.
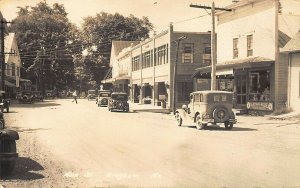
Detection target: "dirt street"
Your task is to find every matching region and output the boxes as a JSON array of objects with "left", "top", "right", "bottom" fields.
[{"left": 1, "top": 99, "right": 300, "bottom": 188}]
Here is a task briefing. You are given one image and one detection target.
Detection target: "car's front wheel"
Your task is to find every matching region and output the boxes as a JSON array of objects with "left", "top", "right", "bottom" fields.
[
  {"left": 175, "top": 112, "right": 182, "bottom": 126},
  {"left": 195, "top": 114, "right": 206, "bottom": 130}
]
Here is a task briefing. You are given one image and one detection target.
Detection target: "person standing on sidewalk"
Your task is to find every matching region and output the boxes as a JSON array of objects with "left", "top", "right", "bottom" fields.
[{"left": 72, "top": 90, "right": 78, "bottom": 104}]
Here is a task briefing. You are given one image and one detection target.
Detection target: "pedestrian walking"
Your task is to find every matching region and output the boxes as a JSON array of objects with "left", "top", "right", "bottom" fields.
[{"left": 72, "top": 90, "right": 78, "bottom": 104}]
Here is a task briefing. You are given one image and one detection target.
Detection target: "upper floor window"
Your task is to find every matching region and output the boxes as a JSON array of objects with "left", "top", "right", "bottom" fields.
[
  {"left": 247, "top": 35, "right": 253, "bottom": 57},
  {"left": 157, "top": 44, "right": 168, "bottom": 66},
  {"left": 143, "top": 51, "right": 152, "bottom": 68},
  {"left": 132, "top": 56, "right": 140, "bottom": 71},
  {"left": 182, "top": 43, "right": 193, "bottom": 63},
  {"left": 203, "top": 43, "right": 211, "bottom": 65},
  {"left": 233, "top": 38, "right": 239, "bottom": 59}
]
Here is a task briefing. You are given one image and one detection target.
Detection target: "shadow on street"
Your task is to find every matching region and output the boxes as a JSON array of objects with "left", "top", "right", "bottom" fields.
[
  {"left": 10, "top": 101, "right": 61, "bottom": 108},
  {"left": 0, "top": 157, "right": 44, "bottom": 180},
  {"left": 184, "top": 125, "right": 257, "bottom": 131},
  {"left": 7, "top": 127, "right": 50, "bottom": 133}
]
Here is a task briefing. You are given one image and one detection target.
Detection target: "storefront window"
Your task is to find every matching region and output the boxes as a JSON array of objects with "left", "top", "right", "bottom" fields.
[{"left": 248, "top": 70, "right": 270, "bottom": 101}]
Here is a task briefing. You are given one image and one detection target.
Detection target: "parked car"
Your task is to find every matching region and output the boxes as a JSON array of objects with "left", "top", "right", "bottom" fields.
[
  {"left": 175, "top": 91, "right": 236, "bottom": 130},
  {"left": 87, "top": 90, "right": 96, "bottom": 100},
  {"left": 46, "top": 90, "right": 55, "bottom": 98},
  {"left": 0, "top": 91, "right": 10, "bottom": 113},
  {"left": 0, "top": 129, "right": 19, "bottom": 176},
  {"left": 18, "top": 91, "right": 33, "bottom": 104},
  {"left": 45, "top": 90, "right": 54, "bottom": 99},
  {"left": 97, "top": 90, "right": 112, "bottom": 107},
  {"left": 32, "top": 91, "right": 44, "bottom": 102},
  {"left": 108, "top": 92, "right": 129, "bottom": 112},
  {"left": 59, "top": 90, "right": 67, "bottom": 98}
]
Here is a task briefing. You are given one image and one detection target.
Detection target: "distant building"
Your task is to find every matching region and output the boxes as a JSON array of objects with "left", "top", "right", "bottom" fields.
[
  {"left": 193, "top": 0, "right": 300, "bottom": 113},
  {"left": 3, "top": 33, "right": 21, "bottom": 98},
  {"left": 104, "top": 24, "right": 211, "bottom": 111}
]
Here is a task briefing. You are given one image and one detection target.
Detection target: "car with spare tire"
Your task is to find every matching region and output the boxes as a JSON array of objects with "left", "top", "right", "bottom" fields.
[{"left": 175, "top": 90, "right": 236, "bottom": 130}]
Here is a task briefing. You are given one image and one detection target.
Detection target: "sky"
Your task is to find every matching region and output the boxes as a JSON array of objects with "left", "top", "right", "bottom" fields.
[
  {"left": 0, "top": 0, "right": 236, "bottom": 33},
  {"left": 1, "top": 0, "right": 300, "bottom": 34}
]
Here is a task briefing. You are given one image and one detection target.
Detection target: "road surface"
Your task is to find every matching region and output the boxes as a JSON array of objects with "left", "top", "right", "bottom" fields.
[{"left": 1, "top": 99, "right": 300, "bottom": 187}]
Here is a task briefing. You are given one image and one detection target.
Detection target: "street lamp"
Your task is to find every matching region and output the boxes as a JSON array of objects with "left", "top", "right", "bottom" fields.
[{"left": 172, "top": 36, "right": 187, "bottom": 115}]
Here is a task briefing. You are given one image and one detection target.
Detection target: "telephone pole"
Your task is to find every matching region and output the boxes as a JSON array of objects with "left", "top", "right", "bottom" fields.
[
  {"left": 0, "top": 19, "right": 13, "bottom": 91},
  {"left": 190, "top": 2, "right": 231, "bottom": 91},
  {"left": 173, "top": 35, "right": 186, "bottom": 114}
]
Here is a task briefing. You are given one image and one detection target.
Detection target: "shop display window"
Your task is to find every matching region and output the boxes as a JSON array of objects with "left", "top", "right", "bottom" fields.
[{"left": 248, "top": 70, "right": 270, "bottom": 101}]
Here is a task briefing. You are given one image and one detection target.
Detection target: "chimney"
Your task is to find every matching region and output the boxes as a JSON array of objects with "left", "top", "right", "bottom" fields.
[{"left": 169, "top": 22, "right": 173, "bottom": 33}]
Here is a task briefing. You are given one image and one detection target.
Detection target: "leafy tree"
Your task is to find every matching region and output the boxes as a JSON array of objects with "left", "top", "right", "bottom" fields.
[
  {"left": 81, "top": 12, "right": 153, "bottom": 86},
  {"left": 8, "top": 2, "right": 82, "bottom": 92}
]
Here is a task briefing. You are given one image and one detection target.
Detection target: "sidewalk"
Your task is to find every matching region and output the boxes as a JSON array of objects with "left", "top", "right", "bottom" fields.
[
  {"left": 129, "top": 102, "right": 171, "bottom": 114},
  {"left": 269, "top": 111, "right": 300, "bottom": 120}
]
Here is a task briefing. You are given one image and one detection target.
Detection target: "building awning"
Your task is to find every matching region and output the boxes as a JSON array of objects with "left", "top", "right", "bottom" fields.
[
  {"left": 193, "top": 56, "right": 274, "bottom": 78},
  {"left": 281, "top": 31, "right": 300, "bottom": 53},
  {"left": 5, "top": 80, "right": 16, "bottom": 87},
  {"left": 101, "top": 78, "right": 115, "bottom": 84},
  {"left": 115, "top": 75, "right": 130, "bottom": 81}
]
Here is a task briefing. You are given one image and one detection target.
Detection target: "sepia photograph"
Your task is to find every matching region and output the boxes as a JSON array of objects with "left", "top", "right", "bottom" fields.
[{"left": 1, "top": 0, "right": 300, "bottom": 187}]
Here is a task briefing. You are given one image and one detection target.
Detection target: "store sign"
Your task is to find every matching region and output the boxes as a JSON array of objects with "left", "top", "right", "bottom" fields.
[{"left": 246, "top": 101, "right": 274, "bottom": 111}]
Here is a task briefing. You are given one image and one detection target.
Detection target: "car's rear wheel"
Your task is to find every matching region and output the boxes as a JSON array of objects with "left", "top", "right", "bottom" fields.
[
  {"left": 0, "top": 140, "right": 17, "bottom": 176},
  {"left": 224, "top": 121, "right": 233, "bottom": 130},
  {"left": 195, "top": 114, "right": 206, "bottom": 130},
  {"left": 175, "top": 112, "right": 182, "bottom": 126}
]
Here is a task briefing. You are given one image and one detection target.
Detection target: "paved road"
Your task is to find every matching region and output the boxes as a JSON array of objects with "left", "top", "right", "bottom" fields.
[{"left": 2, "top": 99, "right": 300, "bottom": 187}]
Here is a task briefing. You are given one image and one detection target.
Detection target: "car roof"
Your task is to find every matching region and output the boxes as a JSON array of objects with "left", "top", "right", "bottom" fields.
[{"left": 191, "top": 90, "right": 233, "bottom": 95}]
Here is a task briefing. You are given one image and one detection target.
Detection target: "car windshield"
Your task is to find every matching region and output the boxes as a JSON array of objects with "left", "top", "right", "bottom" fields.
[
  {"left": 112, "top": 94, "right": 127, "bottom": 100},
  {"left": 88, "top": 90, "right": 96, "bottom": 94},
  {"left": 100, "top": 93, "right": 111, "bottom": 97}
]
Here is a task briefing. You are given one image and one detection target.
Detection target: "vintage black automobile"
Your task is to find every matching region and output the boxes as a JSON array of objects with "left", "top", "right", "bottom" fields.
[
  {"left": 18, "top": 90, "right": 34, "bottom": 104},
  {"left": 32, "top": 91, "right": 44, "bottom": 102},
  {"left": 108, "top": 92, "right": 129, "bottom": 112},
  {"left": 97, "top": 90, "right": 112, "bottom": 107},
  {"left": 87, "top": 90, "right": 96, "bottom": 100},
  {"left": 0, "top": 129, "right": 19, "bottom": 176},
  {"left": 175, "top": 91, "right": 236, "bottom": 130}
]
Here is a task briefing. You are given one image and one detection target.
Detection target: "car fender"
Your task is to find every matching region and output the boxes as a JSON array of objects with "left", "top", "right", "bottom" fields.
[
  {"left": 175, "top": 109, "right": 192, "bottom": 123},
  {"left": 0, "top": 129, "right": 19, "bottom": 140}
]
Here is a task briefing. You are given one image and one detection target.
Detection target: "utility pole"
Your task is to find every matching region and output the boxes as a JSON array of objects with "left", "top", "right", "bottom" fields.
[
  {"left": 173, "top": 35, "right": 186, "bottom": 114},
  {"left": 190, "top": 2, "right": 231, "bottom": 91},
  {"left": 0, "top": 19, "right": 13, "bottom": 92}
]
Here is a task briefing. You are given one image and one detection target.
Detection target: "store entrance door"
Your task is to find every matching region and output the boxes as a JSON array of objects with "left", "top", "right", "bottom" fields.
[{"left": 236, "top": 74, "right": 247, "bottom": 107}]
